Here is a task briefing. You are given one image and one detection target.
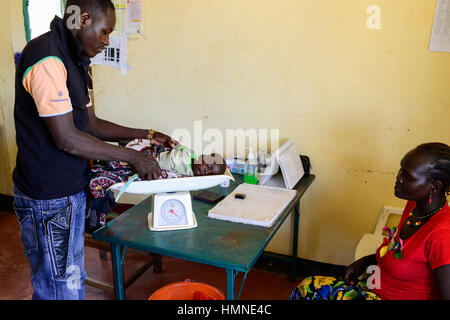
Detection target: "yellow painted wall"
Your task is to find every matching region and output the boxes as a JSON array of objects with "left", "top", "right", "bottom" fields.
[
  {"left": 10, "top": 0, "right": 27, "bottom": 53},
  {"left": 0, "top": 0, "right": 18, "bottom": 196},
  {"left": 1, "top": 0, "right": 449, "bottom": 265},
  {"left": 92, "top": 0, "right": 449, "bottom": 265}
]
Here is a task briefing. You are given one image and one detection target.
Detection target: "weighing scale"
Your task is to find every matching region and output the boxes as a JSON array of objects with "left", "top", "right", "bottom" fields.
[
  {"left": 108, "top": 169, "right": 234, "bottom": 232},
  {"left": 147, "top": 191, "right": 198, "bottom": 231}
]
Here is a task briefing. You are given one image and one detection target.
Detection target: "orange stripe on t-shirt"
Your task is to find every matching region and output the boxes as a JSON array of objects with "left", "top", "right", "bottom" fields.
[{"left": 22, "top": 57, "right": 73, "bottom": 117}]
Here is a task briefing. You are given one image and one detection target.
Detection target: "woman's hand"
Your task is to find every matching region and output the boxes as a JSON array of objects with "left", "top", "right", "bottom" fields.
[
  {"left": 344, "top": 254, "right": 376, "bottom": 285},
  {"left": 152, "top": 131, "right": 179, "bottom": 149}
]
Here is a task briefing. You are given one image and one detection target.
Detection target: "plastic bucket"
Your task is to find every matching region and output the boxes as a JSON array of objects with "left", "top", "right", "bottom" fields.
[{"left": 149, "top": 279, "right": 225, "bottom": 300}]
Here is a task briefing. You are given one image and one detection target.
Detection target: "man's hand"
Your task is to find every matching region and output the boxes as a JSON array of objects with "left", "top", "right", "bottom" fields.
[
  {"left": 152, "top": 131, "right": 179, "bottom": 149},
  {"left": 131, "top": 152, "right": 162, "bottom": 180}
]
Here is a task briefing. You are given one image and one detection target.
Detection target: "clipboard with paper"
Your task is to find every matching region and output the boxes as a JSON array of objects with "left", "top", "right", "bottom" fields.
[
  {"left": 207, "top": 184, "right": 297, "bottom": 227},
  {"left": 207, "top": 140, "right": 304, "bottom": 227}
]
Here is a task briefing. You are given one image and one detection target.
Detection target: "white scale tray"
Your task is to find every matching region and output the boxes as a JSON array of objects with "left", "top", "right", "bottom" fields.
[{"left": 108, "top": 168, "right": 234, "bottom": 195}]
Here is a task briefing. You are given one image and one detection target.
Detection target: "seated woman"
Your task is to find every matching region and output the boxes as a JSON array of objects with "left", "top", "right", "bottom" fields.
[{"left": 290, "top": 142, "right": 450, "bottom": 300}]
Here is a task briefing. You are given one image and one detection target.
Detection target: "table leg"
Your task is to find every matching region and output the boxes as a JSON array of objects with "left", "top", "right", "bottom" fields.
[
  {"left": 226, "top": 269, "right": 236, "bottom": 300},
  {"left": 291, "top": 201, "right": 300, "bottom": 282},
  {"left": 111, "top": 244, "right": 125, "bottom": 300}
]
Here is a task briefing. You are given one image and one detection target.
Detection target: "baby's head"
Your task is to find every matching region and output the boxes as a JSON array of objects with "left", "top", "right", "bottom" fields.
[{"left": 192, "top": 153, "right": 227, "bottom": 176}]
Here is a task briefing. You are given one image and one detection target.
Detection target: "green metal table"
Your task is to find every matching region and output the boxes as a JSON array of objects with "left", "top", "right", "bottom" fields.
[{"left": 92, "top": 174, "right": 315, "bottom": 300}]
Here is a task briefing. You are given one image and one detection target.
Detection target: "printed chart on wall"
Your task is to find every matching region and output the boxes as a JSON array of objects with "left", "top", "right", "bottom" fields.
[
  {"left": 90, "top": 0, "right": 143, "bottom": 75},
  {"left": 430, "top": 0, "right": 450, "bottom": 52},
  {"left": 127, "top": 0, "right": 144, "bottom": 35}
]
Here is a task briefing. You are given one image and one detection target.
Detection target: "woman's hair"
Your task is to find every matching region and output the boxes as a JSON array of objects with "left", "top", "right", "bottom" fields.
[{"left": 416, "top": 142, "right": 450, "bottom": 196}]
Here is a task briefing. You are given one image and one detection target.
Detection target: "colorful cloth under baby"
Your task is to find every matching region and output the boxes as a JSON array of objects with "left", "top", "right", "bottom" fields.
[
  {"left": 289, "top": 276, "right": 380, "bottom": 300},
  {"left": 89, "top": 139, "right": 186, "bottom": 198}
]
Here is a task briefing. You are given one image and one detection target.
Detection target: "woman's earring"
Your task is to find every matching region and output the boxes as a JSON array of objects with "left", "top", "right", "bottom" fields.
[{"left": 428, "top": 193, "right": 432, "bottom": 204}]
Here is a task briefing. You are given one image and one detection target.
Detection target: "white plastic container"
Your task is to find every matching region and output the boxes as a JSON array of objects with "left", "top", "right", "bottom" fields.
[{"left": 220, "top": 166, "right": 231, "bottom": 188}]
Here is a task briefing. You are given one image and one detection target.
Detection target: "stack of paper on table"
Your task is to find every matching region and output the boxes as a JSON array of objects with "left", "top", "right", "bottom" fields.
[{"left": 207, "top": 184, "right": 297, "bottom": 227}]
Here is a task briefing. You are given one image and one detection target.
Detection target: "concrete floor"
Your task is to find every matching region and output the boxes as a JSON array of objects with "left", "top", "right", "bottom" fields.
[{"left": 0, "top": 211, "right": 299, "bottom": 300}]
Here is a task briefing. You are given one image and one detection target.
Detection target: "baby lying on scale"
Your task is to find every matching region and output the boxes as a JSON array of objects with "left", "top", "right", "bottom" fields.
[
  {"left": 89, "top": 139, "right": 227, "bottom": 201},
  {"left": 125, "top": 139, "right": 226, "bottom": 176}
]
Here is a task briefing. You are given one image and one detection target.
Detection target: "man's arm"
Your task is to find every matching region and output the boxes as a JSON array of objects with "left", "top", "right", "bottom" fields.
[
  {"left": 88, "top": 108, "right": 178, "bottom": 147},
  {"left": 434, "top": 264, "right": 450, "bottom": 300},
  {"left": 87, "top": 107, "right": 147, "bottom": 142},
  {"left": 45, "top": 113, "right": 161, "bottom": 180}
]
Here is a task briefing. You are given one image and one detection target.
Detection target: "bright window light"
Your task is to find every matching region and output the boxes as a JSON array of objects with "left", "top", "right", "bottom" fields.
[{"left": 28, "top": 0, "right": 63, "bottom": 40}]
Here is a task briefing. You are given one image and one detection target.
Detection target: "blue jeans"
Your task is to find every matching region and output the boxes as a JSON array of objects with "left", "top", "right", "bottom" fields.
[{"left": 13, "top": 186, "right": 86, "bottom": 300}]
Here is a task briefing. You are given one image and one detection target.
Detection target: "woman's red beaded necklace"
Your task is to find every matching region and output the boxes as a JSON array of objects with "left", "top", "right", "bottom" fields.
[{"left": 406, "top": 202, "right": 447, "bottom": 227}]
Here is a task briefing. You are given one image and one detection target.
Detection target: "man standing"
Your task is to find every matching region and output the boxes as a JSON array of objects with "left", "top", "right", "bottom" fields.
[{"left": 13, "top": 0, "right": 174, "bottom": 299}]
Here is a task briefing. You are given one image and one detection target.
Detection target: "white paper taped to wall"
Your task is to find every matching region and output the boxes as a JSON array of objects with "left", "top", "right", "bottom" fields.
[
  {"left": 430, "top": 0, "right": 450, "bottom": 53},
  {"left": 90, "top": 33, "right": 130, "bottom": 75},
  {"left": 90, "top": 0, "right": 143, "bottom": 74},
  {"left": 127, "top": 0, "right": 143, "bottom": 35}
]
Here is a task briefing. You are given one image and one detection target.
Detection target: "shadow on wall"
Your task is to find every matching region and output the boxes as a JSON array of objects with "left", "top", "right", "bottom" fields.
[{"left": 14, "top": 52, "right": 21, "bottom": 65}]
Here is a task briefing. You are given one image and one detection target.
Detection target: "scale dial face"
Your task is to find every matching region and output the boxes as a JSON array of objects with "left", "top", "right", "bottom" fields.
[{"left": 159, "top": 199, "right": 187, "bottom": 225}]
